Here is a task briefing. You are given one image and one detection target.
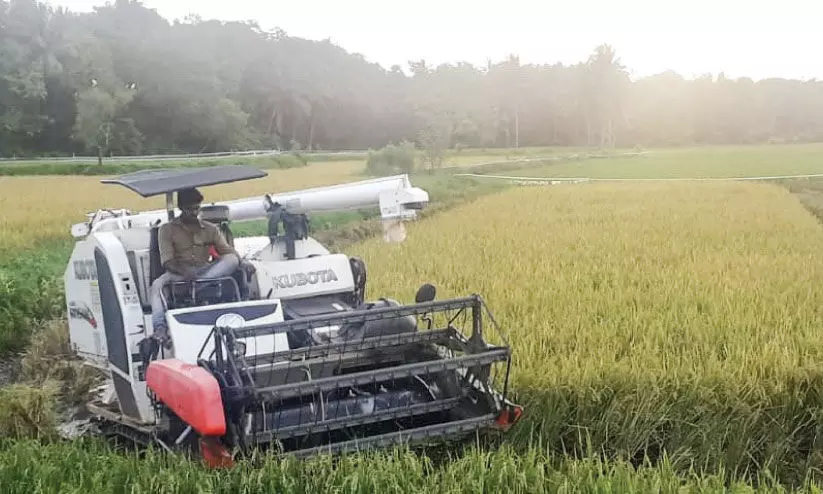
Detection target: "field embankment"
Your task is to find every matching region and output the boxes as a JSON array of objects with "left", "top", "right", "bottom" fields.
[
  {"left": 0, "top": 154, "right": 311, "bottom": 176},
  {"left": 0, "top": 146, "right": 577, "bottom": 176},
  {"left": 489, "top": 143, "right": 823, "bottom": 180}
]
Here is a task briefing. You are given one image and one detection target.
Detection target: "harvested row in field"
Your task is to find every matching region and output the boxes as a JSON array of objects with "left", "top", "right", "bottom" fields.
[{"left": 350, "top": 180, "right": 823, "bottom": 483}]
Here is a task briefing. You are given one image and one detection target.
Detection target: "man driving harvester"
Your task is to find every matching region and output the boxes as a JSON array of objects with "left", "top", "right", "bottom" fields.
[{"left": 150, "top": 187, "right": 240, "bottom": 338}]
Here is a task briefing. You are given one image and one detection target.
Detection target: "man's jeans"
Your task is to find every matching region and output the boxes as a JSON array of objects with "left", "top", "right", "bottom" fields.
[{"left": 150, "top": 254, "right": 239, "bottom": 333}]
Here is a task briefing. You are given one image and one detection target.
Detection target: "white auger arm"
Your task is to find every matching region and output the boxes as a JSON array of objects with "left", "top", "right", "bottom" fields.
[
  {"left": 221, "top": 174, "right": 428, "bottom": 222},
  {"left": 72, "top": 174, "right": 429, "bottom": 238}
]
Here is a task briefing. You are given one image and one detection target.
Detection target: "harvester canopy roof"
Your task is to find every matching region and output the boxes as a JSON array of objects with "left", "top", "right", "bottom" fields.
[{"left": 101, "top": 165, "right": 268, "bottom": 197}]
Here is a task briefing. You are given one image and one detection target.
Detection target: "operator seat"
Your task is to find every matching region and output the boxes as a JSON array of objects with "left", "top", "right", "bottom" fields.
[
  {"left": 147, "top": 211, "right": 248, "bottom": 310},
  {"left": 199, "top": 205, "right": 250, "bottom": 300},
  {"left": 200, "top": 205, "right": 234, "bottom": 246}
]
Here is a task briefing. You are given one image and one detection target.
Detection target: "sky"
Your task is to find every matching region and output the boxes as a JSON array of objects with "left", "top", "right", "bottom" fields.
[{"left": 46, "top": 0, "right": 823, "bottom": 81}]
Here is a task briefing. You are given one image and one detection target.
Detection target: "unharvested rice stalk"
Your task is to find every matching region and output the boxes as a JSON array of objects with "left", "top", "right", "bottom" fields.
[
  {"left": 0, "top": 160, "right": 363, "bottom": 254},
  {"left": 350, "top": 180, "right": 823, "bottom": 482},
  {"left": 0, "top": 382, "right": 59, "bottom": 440},
  {"left": 7, "top": 165, "right": 823, "bottom": 487},
  {"left": 20, "top": 319, "right": 101, "bottom": 405},
  {"left": 0, "top": 320, "right": 98, "bottom": 442}
]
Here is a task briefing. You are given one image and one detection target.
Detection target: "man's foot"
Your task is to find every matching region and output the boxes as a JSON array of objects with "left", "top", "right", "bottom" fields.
[{"left": 152, "top": 324, "right": 173, "bottom": 349}]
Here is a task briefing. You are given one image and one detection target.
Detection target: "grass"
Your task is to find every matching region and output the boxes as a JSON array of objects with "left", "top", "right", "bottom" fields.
[
  {"left": 0, "top": 147, "right": 574, "bottom": 176},
  {"left": 439, "top": 146, "right": 593, "bottom": 168},
  {"left": 496, "top": 143, "right": 823, "bottom": 179},
  {"left": 0, "top": 439, "right": 817, "bottom": 493},
  {"left": 349, "top": 180, "right": 823, "bottom": 485},
  {"left": 0, "top": 150, "right": 375, "bottom": 167},
  {"left": 17, "top": 319, "right": 100, "bottom": 405},
  {"left": 0, "top": 152, "right": 316, "bottom": 175},
  {"left": 0, "top": 383, "right": 59, "bottom": 441},
  {"left": 0, "top": 244, "right": 70, "bottom": 354}
]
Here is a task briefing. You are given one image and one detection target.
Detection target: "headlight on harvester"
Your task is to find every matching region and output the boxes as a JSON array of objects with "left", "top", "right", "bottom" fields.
[
  {"left": 216, "top": 313, "right": 247, "bottom": 357},
  {"left": 216, "top": 313, "right": 246, "bottom": 330}
]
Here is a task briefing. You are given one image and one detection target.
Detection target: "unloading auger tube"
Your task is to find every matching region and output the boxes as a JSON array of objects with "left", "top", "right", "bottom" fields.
[
  {"left": 75, "top": 170, "right": 429, "bottom": 237},
  {"left": 63, "top": 165, "right": 523, "bottom": 467}
]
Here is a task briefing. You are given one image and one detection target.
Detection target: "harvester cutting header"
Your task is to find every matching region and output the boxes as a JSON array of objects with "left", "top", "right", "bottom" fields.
[{"left": 65, "top": 165, "right": 521, "bottom": 465}]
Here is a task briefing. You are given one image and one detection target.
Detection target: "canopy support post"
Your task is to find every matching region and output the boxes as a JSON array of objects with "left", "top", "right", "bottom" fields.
[{"left": 165, "top": 192, "right": 174, "bottom": 221}]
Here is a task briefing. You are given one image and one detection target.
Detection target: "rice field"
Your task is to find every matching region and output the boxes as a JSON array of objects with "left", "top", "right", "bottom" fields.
[
  {"left": 0, "top": 160, "right": 365, "bottom": 254},
  {"left": 351, "top": 180, "right": 823, "bottom": 483},
  {"left": 0, "top": 149, "right": 541, "bottom": 254},
  {"left": 5, "top": 145, "right": 823, "bottom": 489}
]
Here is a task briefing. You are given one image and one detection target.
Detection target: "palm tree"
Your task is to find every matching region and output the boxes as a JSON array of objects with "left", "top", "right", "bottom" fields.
[{"left": 584, "top": 44, "right": 629, "bottom": 148}]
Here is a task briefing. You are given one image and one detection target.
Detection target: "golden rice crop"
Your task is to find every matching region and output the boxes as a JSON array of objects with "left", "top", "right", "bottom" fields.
[
  {"left": 7, "top": 158, "right": 823, "bottom": 484},
  {"left": 350, "top": 181, "right": 823, "bottom": 481},
  {"left": 0, "top": 160, "right": 363, "bottom": 254}
]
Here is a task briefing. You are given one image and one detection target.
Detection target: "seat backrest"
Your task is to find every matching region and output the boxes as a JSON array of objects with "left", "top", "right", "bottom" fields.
[
  {"left": 218, "top": 222, "right": 234, "bottom": 246},
  {"left": 148, "top": 224, "right": 163, "bottom": 285}
]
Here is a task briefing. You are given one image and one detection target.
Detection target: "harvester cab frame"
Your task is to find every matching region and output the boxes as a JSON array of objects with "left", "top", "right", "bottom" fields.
[{"left": 65, "top": 164, "right": 522, "bottom": 465}]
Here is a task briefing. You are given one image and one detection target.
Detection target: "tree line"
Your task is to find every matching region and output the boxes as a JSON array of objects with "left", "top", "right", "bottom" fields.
[{"left": 3, "top": 0, "right": 823, "bottom": 159}]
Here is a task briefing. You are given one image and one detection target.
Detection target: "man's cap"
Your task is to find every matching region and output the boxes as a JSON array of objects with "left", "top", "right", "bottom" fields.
[{"left": 177, "top": 187, "right": 203, "bottom": 207}]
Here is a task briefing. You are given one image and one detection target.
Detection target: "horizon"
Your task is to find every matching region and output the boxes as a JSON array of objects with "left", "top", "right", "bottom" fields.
[{"left": 43, "top": 0, "right": 823, "bottom": 82}]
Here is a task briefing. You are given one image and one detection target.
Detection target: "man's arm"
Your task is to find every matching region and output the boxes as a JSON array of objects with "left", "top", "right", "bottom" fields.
[{"left": 158, "top": 225, "right": 196, "bottom": 279}]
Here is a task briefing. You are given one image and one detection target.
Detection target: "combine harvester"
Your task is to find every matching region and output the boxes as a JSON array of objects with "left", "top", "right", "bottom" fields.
[{"left": 64, "top": 165, "right": 522, "bottom": 466}]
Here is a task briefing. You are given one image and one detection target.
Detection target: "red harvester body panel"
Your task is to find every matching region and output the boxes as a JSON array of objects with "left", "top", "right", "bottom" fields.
[{"left": 146, "top": 359, "right": 226, "bottom": 436}]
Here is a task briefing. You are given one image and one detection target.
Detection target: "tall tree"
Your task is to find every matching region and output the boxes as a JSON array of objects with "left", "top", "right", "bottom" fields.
[
  {"left": 3, "top": 0, "right": 823, "bottom": 157},
  {"left": 583, "top": 44, "right": 629, "bottom": 147},
  {"left": 0, "top": 0, "right": 54, "bottom": 154}
]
